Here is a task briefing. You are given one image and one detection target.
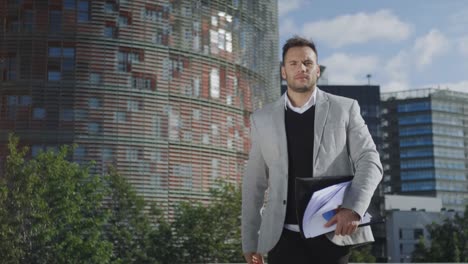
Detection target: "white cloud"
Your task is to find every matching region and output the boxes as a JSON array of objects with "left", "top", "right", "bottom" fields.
[
  {"left": 458, "top": 36, "right": 468, "bottom": 57},
  {"left": 321, "top": 53, "right": 379, "bottom": 84},
  {"left": 278, "top": 0, "right": 305, "bottom": 17},
  {"left": 302, "top": 10, "right": 412, "bottom": 48},
  {"left": 384, "top": 50, "right": 410, "bottom": 82},
  {"left": 413, "top": 29, "right": 450, "bottom": 70}
]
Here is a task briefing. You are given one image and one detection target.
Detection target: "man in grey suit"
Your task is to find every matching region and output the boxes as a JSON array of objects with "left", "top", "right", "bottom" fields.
[{"left": 241, "top": 36, "right": 382, "bottom": 264}]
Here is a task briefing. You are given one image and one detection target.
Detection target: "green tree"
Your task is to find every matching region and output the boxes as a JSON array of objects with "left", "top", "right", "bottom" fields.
[
  {"left": 172, "top": 180, "right": 243, "bottom": 263},
  {"left": 105, "top": 167, "right": 174, "bottom": 264},
  {"left": 349, "top": 245, "right": 376, "bottom": 263},
  {"left": 0, "top": 134, "right": 112, "bottom": 263},
  {"left": 411, "top": 205, "right": 468, "bottom": 262}
]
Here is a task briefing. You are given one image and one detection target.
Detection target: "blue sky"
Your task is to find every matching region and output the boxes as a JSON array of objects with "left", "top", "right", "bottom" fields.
[{"left": 278, "top": 0, "right": 468, "bottom": 93}]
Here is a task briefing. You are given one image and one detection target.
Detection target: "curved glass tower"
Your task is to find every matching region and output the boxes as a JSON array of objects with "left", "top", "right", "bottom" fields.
[{"left": 0, "top": 0, "right": 279, "bottom": 211}]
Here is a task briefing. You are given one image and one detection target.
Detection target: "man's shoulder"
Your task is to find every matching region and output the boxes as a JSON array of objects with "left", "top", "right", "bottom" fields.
[
  {"left": 251, "top": 97, "right": 282, "bottom": 120},
  {"left": 319, "top": 89, "right": 356, "bottom": 110}
]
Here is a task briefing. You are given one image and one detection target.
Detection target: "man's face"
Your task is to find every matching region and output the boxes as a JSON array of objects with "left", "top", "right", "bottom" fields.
[{"left": 281, "top": 46, "right": 320, "bottom": 93}]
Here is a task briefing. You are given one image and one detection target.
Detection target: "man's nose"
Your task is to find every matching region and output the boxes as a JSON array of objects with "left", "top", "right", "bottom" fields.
[{"left": 299, "top": 63, "right": 307, "bottom": 72}]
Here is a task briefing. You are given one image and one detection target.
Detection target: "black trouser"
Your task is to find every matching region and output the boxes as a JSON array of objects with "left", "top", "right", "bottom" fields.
[{"left": 267, "top": 228, "right": 351, "bottom": 264}]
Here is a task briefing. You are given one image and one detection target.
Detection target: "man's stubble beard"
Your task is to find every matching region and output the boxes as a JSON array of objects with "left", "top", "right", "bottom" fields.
[{"left": 287, "top": 80, "right": 315, "bottom": 94}]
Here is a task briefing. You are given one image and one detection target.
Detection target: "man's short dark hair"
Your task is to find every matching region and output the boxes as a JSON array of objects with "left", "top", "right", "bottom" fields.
[{"left": 282, "top": 36, "right": 318, "bottom": 64}]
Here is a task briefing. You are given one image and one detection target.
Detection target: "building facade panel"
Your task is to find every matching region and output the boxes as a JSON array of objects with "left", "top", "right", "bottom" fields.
[
  {"left": 381, "top": 89, "right": 468, "bottom": 212},
  {"left": 1, "top": 0, "right": 279, "bottom": 209}
]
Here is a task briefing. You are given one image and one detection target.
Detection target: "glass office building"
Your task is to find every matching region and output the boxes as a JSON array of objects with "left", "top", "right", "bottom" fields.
[
  {"left": 381, "top": 88, "right": 468, "bottom": 212},
  {"left": 0, "top": 0, "right": 279, "bottom": 211}
]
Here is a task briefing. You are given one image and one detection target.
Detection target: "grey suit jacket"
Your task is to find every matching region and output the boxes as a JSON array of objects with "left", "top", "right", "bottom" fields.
[{"left": 241, "top": 88, "right": 383, "bottom": 254}]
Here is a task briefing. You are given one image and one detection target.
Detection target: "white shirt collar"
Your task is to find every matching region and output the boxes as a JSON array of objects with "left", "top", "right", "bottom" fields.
[{"left": 284, "top": 87, "right": 317, "bottom": 114}]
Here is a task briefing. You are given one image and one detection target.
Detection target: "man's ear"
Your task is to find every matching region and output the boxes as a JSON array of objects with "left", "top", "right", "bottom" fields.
[{"left": 281, "top": 65, "right": 286, "bottom": 80}]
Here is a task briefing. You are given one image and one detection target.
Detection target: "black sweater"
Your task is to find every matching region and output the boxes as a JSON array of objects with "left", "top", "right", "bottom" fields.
[{"left": 284, "top": 105, "right": 315, "bottom": 225}]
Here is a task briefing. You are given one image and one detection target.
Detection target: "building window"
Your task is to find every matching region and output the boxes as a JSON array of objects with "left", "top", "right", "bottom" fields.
[
  {"left": 192, "top": 109, "right": 200, "bottom": 120},
  {"left": 64, "top": 0, "right": 76, "bottom": 9},
  {"left": 104, "top": 25, "right": 116, "bottom": 38},
  {"left": 88, "top": 98, "right": 101, "bottom": 109},
  {"left": 32, "top": 145, "right": 44, "bottom": 157},
  {"left": 118, "top": 15, "right": 129, "bottom": 27},
  {"left": 126, "top": 148, "right": 139, "bottom": 161},
  {"left": 33, "top": 108, "right": 46, "bottom": 120},
  {"left": 48, "top": 47, "right": 61, "bottom": 57},
  {"left": 90, "top": 73, "right": 101, "bottom": 84},
  {"left": 104, "top": 2, "right": 116, "bottom": 13},
  {"left": 73, "top": 146, "right": 86, "bottom": 162},
  {"left": 88, "top": 122, "right": 101, "bottom": 134},
  {"left": 193, "top": 77, "right": 200, "bottom": 97},
  {"left": 49, "top": 10, "right": 61, "bottom": 33},
  {"left": 127, "top": 100, "right": 139, "bottom": 112},
  {"left": 153, "top": 116, "right": 161, "bottom": 138},
  {"left": 102, "top": 147, "right": 113, "bottom": 161},
  {"left": 202, "top": 134, "right": 210, "bottom": 144},
  {"left": 210, "top": 68, "right": 220, "bottom": 98},
  {"left": 48, "top": 71, "right": 61, "bottom": 81},
  {"left": 78, "top": 0, "right": 89, "bottom": 22},
  {"left": 211, "top": 124, "right": 218, "bottom": 136},
  {"left": 118, "top": 51, "right": 142, "bottom": 72},
  {"left": 212, "top": 158, "right": 219, "bottom": 179},
  {"left": 114, "top": 111, "right": 126, "bottom": 123},
  {"left": 19, "top": 95, "right": 32, "bottom": 106},
  {"left": 60, "top": 109, "right": 74, "bottom": 121},
  {"left": 1, "top": 56, "right": 17, "bottom": 81},
  {"left": 131, "top": 76, "right": 153, "bottom": 90},
  {"left": 23, "top": 10, "right": 34, "bottom": 32}
]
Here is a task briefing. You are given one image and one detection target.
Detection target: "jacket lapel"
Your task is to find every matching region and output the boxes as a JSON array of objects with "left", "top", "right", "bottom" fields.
[
  {"left": 271, "top": 94, "right": 288, "bottom": 174},
  {"left": 313, "top": 88, "right": 330, "bottom": 165}
]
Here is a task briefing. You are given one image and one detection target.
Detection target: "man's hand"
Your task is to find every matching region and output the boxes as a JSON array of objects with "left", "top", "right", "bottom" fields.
[
  {"left": 324, "top": 208, "right": 360, "bottom": 236},
  {"left": 244, "top": 252, "right": 264, "bottom": 264}
]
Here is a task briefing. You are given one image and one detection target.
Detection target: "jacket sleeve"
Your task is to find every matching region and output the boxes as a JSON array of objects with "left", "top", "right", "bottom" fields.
[
  {"left": 341, "top": 100, "right": 383, "bottom": 217},
  {"left": 241, "top": 114, "right": 269, "bottom": 253}
]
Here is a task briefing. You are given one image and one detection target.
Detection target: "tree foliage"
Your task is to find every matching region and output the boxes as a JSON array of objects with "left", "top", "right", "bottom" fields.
[
  {"left": 0, "top": 134, "right": 245, "bottom": 263},
  {"left": 412, "top": 206, "right": 468, "bottom": 263},
  {"left": 0, "top": 134, "right": 112, "bottom": 263},
  {"left": 172, "top": 180, "right": 243, "bottom": 263},
  {"left": 349, "top": 244, "right": 376, "bottom": 263}
]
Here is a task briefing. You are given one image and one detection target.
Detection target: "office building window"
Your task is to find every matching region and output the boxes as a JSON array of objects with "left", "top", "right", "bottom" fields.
[
  {"left": 33, "top": 108, "right": 46, "bottom": 120},
  {"left": 104, "top": 26, "right": 116, "bottom": 38},
  {"left": 48, "top": 71, "right": 61, "bottom": 81},
  {"left": 114, "top": 111, "right": 126, "bottom": 123},
  {"left": 118, "top": 15, "right": 129, "bottom": 27},
  {"left": 127, "top": 100, "right": 139, "bottom": 112},
  {"left": 48, "top": 47, "right": 61, "bottom": 57},
  {"left": 104, "top": 2, "right": 116, "bottom": 13},
  {"left": 49, "top": 10, "right": 61, "bottom": 33},
  {"left": 64, "top": 0, "right": 75, "bottom": 9},
  {"left": 212, "top": 158, "right": 219, "bottom": 179},
  {"left": 23, "top": 10, "right": 34, "bottom": 32},
  {"left": 78, "top": 0, "right": 89, "bottom": 22},
  {"left": 153, "top": 116, "right": 161, "bottom": 138},
  {"left": 90, "top": 73, "right": 101, "bottom": 84},
  {"left": 88, "top": 122, "right": 101, "bottom": 134},
  {"left": 2, "top": 56, "right": 17, "bottom": 81},
  {"left": 88, "top": 98, "right": 101, "bottom": 109},
  {"left": 60, "top": 109, "right": 74, "bottom": 121},
  {"left": 210, "top": 68, "right": 220, "bottom": 98},
  {"left": 102, "top": 148, "right": 113, "bottom": 161},
  {"left": 126, "top": 148, "right": 139, "bottom": 161}
]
